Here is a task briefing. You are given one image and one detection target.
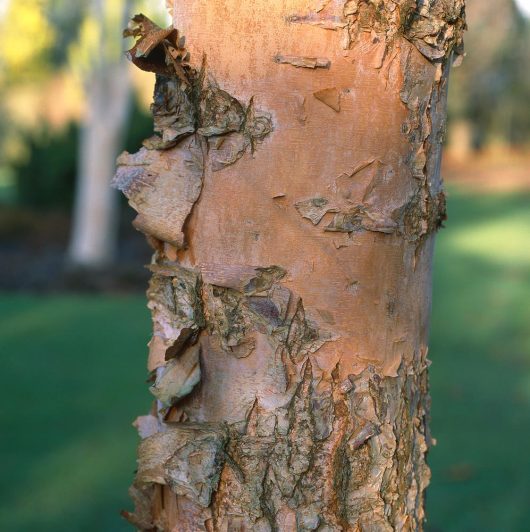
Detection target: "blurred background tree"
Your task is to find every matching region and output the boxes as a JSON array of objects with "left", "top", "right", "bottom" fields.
[
  {"left": 0, "top": 0, "right": 166, "bottom": 275},
  {"left": 67, "top": 0, "right": 134, "bottom": 268},
  {"left": 448, "top": 0, "right": 530, "bottom": 156}
]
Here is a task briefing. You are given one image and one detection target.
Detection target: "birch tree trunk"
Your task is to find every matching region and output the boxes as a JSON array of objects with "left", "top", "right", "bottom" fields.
[
  {"left": 115, "top": 1, "right": 465, "bottom": 529},
  {"left": 68, "top": 0, "right": 132, "bottom": 268},
  {"left": 68, "top": 66, "right": 130, "bottom": 267}
]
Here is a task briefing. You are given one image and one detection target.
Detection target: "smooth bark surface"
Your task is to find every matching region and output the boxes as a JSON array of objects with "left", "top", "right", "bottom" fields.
[{"left": 116, "top": 1, "right": 465, "bottom": 530}]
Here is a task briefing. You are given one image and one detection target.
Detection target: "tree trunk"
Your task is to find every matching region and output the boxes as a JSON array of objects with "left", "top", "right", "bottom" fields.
[
  {"left": 115, "top": 1, "right": 465, "bottom": 530},
  {"left": 68, "top": 0, "right": 132, "bottom": 268},
  {"left": 68, "top": 67, "right": 131, "bottom": 267}
]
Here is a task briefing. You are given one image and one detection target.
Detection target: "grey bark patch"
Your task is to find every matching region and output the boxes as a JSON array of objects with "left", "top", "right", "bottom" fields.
[
  {"left": 341, "top": 0, "right": 465, "bottom": 64},
  {"left": 285, "top": 299, "right": 333, "bottom": 362},
  {"left": 246, "top": 297, "right": 283, "bottom": 328},
  {"left": 198, "top": 82, "right": 245, "bottom": 136},
  {"left": 207, "top": 99, "right": 273, "bottom": 171},
  {"left": 135, "top": 424, "right": 227, "bottom": 508},
  {"left": 150, "top": 74, "right": 196, "bottom": 147},
  {"left": 206, "top": 285, "right": 255, "bottom": 352},
  {"left": 208, "top": 132, "right": 249, "bottom": 171},
  {"left": 198, "top": 264, "right": 289, "bottom": 356},
  {"left": 146, "top": 263, "right": 205, "bottom": 369},
  {"left": 397, "top": 43, "right": 450, "bottom": 241},
  {"left": 295, "top": 159, "right": 416, "bottom": 236},
  {"left": 133, "top": 414, "right": 161, "bottom": 439},
  {"left": 273, "top": 54, "right": 331, "bottom": 69},
  {"left": 295, "top": 197, "right": 337, "bottom": 225},
  {"left": 200, "top": 264, "right": 260, "bottom": 291},
  {"left": 164, "top": 427, "right": 228, "bottom": 507},
  {"left": 347, "top": 421, "right": 380, "bottom": 450},
  {"left": 311, "top": 391, "right": 334, "bottom": 440},
  {"left": 325, "top": 207, "right": 365, "bottom": 233},
  {"left": 244, "top": 98, "right": 274, "bottom": 151},
  {"left": 121, "top": 483, "right": 156, "bottom": 530},
  {"left": 112, "top": 137, "right": 204, "bottom": 248},
  {"left": 243, "top": 266, "right": 287, "bottom": 294},
  {"left": 286, "top": 13, "right": 347, "bottom": 30}
]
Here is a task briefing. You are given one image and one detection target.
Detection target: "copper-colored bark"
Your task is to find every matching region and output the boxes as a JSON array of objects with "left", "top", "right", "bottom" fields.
[{"left": 116, "top": 1, "right": 465, "bottom": 530}]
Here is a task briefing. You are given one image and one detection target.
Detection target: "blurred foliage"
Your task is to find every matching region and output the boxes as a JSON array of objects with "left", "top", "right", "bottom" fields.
[
  {"left": 427, "top": 188, "right": 530, "bottom": 530},
  {"left": 0, "top": 293, "right": 150, "bottom": 531},
  {"left": 0, "top": 0, "right": 166, "bottom": 210},
  {"left": 11, "top": 99, "right": 152, "bottom": 210},
  {"left": 13, "top": 123, "right": 78, "bottom": 210},
  {"left": 0, "top": 0, "right": 56, "bottom": 85},
  {"left": 448, "top": 0, "right": 530, "bottom": 148},
  {"left": 69, "top": 0, "right": 133, "bottom": 84},
  {"left": 0, "top": 0, "right": 85, "bottom": 186}
]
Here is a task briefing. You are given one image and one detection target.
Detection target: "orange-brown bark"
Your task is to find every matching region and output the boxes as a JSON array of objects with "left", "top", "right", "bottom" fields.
[{"left": 116, "top": 1, "right": 465, "bottom": 530}]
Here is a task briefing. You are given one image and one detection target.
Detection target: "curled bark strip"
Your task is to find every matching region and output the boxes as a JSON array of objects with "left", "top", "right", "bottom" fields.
[
  {"left": 124, "top": 14, "right": 273, "bottom": 156},
  {"left": 146, "top": 262, "right": 205, "bottom": 371},
  {"left": 286, "top": 0, "right": 348, "bottom": 31},
  {"left": 295, "top": 197, "right": 336, "bottom": 225},
  {"left": 124, "top": 14, "right": 190, "bottom": 81},
  {"left": 148, "top": 75, "right": 196, "bottom": 148},
  {"left": 286, "top": 13, "right": 347, "bottom": 30},
  {"left": 112, "top": 138, "right": 204, "bottom": 249},
  {"left": 199, "top": 264, "right": 276, "bottom": 292},
  {"left": 116, "top": 14, "right": 275, "bottom": 252},
  {"left": 132, "top": 425, "right": 228, "bottom": 507},
  {"left": 121, "top": 483, "right": 156, "bottom": 530},
  {"left": 150, "top": 344, "right": 201, "bottom": 405},
  {"left": 133, "top": 414, "right": 161, "bottom": 440}
]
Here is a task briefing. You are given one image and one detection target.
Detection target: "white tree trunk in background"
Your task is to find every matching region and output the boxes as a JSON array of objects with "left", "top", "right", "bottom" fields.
[{"left": 68, "top": 0, "right": 132, "bottom": 268}]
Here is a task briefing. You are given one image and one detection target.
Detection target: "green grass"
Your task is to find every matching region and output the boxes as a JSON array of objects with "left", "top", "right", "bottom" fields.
[
  {"left": 427, "top": 189, "right": 530, "bottom": 531},
  {"left": 0, "top": 295, "right": 151, "bottom": 531},
  {"left": 0, "top": 188, "right": 529, "bottom": 531}
]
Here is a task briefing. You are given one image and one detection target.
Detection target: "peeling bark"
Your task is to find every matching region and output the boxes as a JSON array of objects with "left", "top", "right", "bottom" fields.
[
  {"left": 116, "top": 1, "right": 465, "bottom": 530},
  {"left": 274, "top": 54, "right": 332, "bottom": 69}
]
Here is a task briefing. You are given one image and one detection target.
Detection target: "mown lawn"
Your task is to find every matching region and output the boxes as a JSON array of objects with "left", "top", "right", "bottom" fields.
[
  {"left": 0, "top": 295, "right": 151, "bottom": 531},
  {"left": 427, "top": 189, "right": 530, "bottom": 531},
  {"left": 1, "top": 188, "right": 529, "bottom": 531}
]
